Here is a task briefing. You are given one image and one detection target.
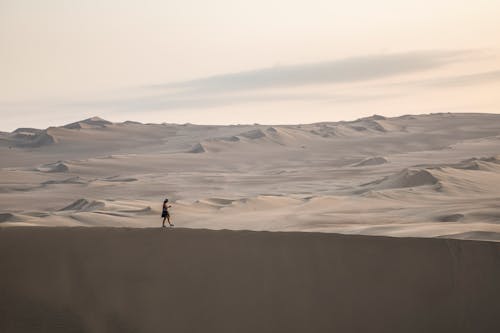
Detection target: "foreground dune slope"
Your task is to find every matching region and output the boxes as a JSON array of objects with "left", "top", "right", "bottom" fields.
[{"left": 1, "top": 227, "right": 499, "bottom": 333}]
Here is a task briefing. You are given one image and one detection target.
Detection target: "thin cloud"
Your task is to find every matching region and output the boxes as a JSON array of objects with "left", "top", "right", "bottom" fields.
[
  {"left": 89, "top": 50, "right": 471, "bottom": 111},
  {"left": 1, "top": 49, "right": 485, "bottom": 120},
  {"left": 380, "top": 68, "right": 500, "bottom": 90},
  {"left": 421, "top": 69, "right": 500, "bottom": 87},
  {"left": 150, "top": 50, "right": 473, "bottom": 93}
]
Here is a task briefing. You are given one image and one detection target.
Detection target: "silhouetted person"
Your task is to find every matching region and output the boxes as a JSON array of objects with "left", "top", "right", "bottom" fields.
[{"left": 162, "top": 198, "right": 173, "bottom": 227}]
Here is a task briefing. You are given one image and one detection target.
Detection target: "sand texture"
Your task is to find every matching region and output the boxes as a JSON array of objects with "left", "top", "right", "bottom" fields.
[
  {"left": 1, "top": 113, "right": 500, "bottom": 241},
  {"left": 0, "top": 227, "right": 499, "bottom": 333}
]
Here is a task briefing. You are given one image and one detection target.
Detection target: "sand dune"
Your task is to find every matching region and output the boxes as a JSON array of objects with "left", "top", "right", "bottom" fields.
[
  {"left": 353, "top": 156, "right": 389, "bottom": 167},
  {"left": 2, "top": 128, "right": 57, "bottom": 148},
  {"left": 436, "top": 213, "right": 465, "bottom": 222},
  {"left": 361, "top": 156, "right": 500, "bottom": 192},
  {"left": 189, "top": 142, "right": 207, "bottom": 153},
  {"left": 363, "top": 168, "right": 439, "bottom": 189},
  {"left": 1, "top": 113, "right": 500, "bottom": 240},
  {"left": 0, "top": 212, "right": 20, "bottom": 223},
  {"left": 60, "top": 198, "right": 105, "bottom": 212},
  {"left": 0, "top": 227, "right": 499, "bottom": 333},
  {"left": 63, "top": 116, "right": 113, "bottom": 129},
  {"left": 240, "top": 128, "right": 267, "bottom": 139},
  {"left": 41, "top": 177, "right": 86, "bottom": 185},
  {"left": 101, "top": 175, "right": 138, "bottom": 182},
  {"left": 190, "top": 126, "right": 313, "bottom": 153},
  {"left": 36, "top": 161, "right": 69, "bottom": 173},
  {"left": 438, "top": 230, "right": 500, "bottom": 241}
]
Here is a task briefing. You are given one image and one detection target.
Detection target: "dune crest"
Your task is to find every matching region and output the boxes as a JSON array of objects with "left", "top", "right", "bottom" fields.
[
  {"left": 60, "top": 199, "right": 105, "bottom": 212},
  {"left": 42, "top": 177, "right": 86, "bottom": 185},
  {"left": 0, "top": 213, "right": 20, "bottom": 223},
  {"left": 189, "top": 142, "right": 206, "bottom": 153},
  {"left": 36, "top": 161, "right": 69, "bottom": 173},
  {"left": 5, "top": 128, "right": 57, "bottom": 148},
  {"left": 364, "top": 168, "right": 439, "bottom": 189},
  {"left": 353, "top": 156, "right": 389, "bottom": 167},
  {"left": 63, "top": 116, "right": 112, "bottom": 129},
  {"left": 437, "top": 213, "right": 465, "bottom": 222}
]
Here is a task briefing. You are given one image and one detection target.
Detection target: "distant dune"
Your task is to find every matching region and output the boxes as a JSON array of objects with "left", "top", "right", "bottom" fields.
[
  {"left": 6, "top": 128, "right": 57, "bottom": 148},
  {"left": 59, "top": 198, "right": 105, "bottom": 212},
  {"left": 1, "top": 113, "right": 500, "bottom": 240},
  {"left": 0, "top": 227, "right": 499, "bottom": 333},
  {"left": 363, "top": 168, "right": 439, "bottom": 189},
  {"left": 353, "top": 156, "right": 389, "bottom": 167},
  {"left": 63, "top": 116, "right": 113, "bottom": 130},
  {"left": 36, "top": 161, "right": 69, "bottom": 173}
]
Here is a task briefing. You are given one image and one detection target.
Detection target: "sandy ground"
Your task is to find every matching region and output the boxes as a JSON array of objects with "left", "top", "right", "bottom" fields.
[
  {"left": 0, "top": 227, "right": 499, "bottom": 333},
  {"left": 1, "top": 113, "right": 500, "bottom": 241}
]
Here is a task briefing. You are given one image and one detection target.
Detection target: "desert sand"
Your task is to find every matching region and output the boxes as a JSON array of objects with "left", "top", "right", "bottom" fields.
[
  {"left": 2, "top": 113, "right": 500, "bottom": 332},
  {"left": 1, "top": 113, "right": 500, "bottom": 241},
  {"left": 1, "top": 227, "right": 499, "bottom": 333}
]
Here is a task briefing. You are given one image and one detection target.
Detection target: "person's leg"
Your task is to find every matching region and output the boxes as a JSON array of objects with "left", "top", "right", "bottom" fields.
[
  {"left": 167, "top": 214, "right": 173, "bottom": 226},
  {"left": 162, "top": 216, "right": 166, "bottom": 227}
]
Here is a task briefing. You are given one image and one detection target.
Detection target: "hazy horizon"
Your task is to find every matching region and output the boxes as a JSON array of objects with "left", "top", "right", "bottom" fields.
[
  {"left": 5, "top": 111, "right": 500, "bottom": 133},
  {"left": 1, "top": 0, "right": 499, "bottom": 131}
]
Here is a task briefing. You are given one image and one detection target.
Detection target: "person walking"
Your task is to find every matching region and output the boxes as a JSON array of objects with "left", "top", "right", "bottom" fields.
[{"left": 161, "top": 198, "right": 173, "bottom": 227}]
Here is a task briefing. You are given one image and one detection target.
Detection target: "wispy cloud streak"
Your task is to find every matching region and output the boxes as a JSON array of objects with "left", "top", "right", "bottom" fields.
[
  {"left": 421, "top": 69, "right": 500, "bottom": 87},
  {"left": 151, "top": 50, "right": 472, "bottom": 93}
]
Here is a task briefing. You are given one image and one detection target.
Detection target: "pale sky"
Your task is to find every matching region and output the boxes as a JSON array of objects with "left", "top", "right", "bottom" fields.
[{"left": 1, "top": 0, "right": 499, "bottom": 130}]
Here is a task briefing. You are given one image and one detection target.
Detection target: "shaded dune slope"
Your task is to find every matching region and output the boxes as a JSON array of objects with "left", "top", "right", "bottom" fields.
[
  {"left": 36, "top": 161, "right": 69, "bottom": 173},
  {"left": 3, "top": 128, "right": 57, "bottom": 148},
  {"left": 188, "top": 126, "right": 304, "bottom": 153},
  {"left": 353, "top": 156, "right": 389, "bottom": 167},
  {"left": 59, "top": 198, "right": 105, "bottom": 212},
  {"left": 63, "top": 116, "right": 113, "bottom": 130},
  {"left": 361, "top": 155, "right": 500, "bottom": 192},
  {"left": 0, "top": 227, "right": 499, "bottom": 333}
]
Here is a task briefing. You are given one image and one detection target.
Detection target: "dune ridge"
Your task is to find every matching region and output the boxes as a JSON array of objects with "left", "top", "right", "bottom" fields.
[
  {"left": 59, "top": 198, "right": 105, "bottom": 212},
  {"left": 63, "top": 116, "right": 113, "bottom": 130},
  {"left": 5, "top": 128, "right": 57, "bottom": 147},
  {"left": 353, "top": 156, "right": 389, "bottom": 167},
  {"left": 363, "top": 168, "right": 440, "bottom": 189},
  {"left": 36, "top": 161, "right": 69, "bottom": 173}
]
